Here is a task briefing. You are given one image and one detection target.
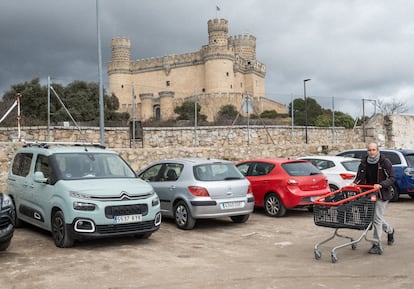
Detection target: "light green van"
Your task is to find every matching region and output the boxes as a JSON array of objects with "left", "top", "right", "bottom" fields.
[{"left": 7, "top": 142, "right": 161, "bottom": 247}]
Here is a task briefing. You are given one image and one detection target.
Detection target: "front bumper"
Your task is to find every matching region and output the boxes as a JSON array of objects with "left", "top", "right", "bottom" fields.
[{"left": 66, "top": 212, "right": 162, "bottom": 240}]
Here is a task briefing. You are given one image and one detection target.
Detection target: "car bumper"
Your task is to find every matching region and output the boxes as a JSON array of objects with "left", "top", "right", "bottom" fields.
[
  {"left": 0, "top": 223, "right": 14, "bottom": 243},
  {"left": 67, "top": 212, "right": 162, "bottom": 240},
  {"left": 190, "top": 196, "right": 255, "bottom": 218}
]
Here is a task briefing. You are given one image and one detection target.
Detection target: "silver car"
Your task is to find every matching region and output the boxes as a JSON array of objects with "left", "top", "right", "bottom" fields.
[{"left": 138, "top": 158, "right": 254, "bottom": 230}]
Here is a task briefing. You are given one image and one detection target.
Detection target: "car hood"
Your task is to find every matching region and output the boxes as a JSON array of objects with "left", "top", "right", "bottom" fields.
[{"left": 59, "top": 178, "right": 154, "bottom": 197}]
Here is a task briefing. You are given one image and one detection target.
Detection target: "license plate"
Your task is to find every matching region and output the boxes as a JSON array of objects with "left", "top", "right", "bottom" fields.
[
  {"left": 114, "top": 214, "right": 142, "bottom": 224},
  {"left": 220, "top": 201, "right": 245, "bottom": 210}
]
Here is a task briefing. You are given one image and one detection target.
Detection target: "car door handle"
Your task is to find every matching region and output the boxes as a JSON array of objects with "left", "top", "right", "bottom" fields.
[{"left": 169, "top": 185, "right": 176, "bottom": 190}]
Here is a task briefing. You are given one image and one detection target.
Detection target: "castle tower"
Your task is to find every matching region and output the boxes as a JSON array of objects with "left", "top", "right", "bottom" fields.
[
  {"left": 140, "top": 93, "right": 154, "bottom": 121},
  {"left": 159, "top": 91, "right": 175, "bottom": 121},
  {"left": 107, "top": 38, "right": 132, "bottom": 112},
  {"left": 230, "top": 34, "right": 256, "bottom": 60},
  {"left": 204, "top": 19, "right": 234, "bottom": 93},
  {"left": 207, "top": 18, "right": 229, "bottom": 46}
]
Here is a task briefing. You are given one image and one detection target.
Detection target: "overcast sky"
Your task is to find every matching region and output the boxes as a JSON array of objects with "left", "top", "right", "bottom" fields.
[{"left": 1, "top": 0, "right": 414, "bottom": 118}]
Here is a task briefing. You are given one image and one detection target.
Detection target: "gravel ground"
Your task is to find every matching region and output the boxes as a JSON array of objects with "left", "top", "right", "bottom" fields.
[{"left": 1, "top": 197, "right": 413, "bottom": 289}]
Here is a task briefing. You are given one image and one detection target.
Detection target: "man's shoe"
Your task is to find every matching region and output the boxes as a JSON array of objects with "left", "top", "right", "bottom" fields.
[
  {"left": 368, "top": 244, "right": 383, "bottom": 255},
  {"left": 388, "top": 229, "right": 395, "bottom": 245}
]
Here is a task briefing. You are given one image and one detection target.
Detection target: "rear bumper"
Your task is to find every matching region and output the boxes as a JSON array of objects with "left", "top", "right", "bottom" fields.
[{"left": 190, "top": 196, "right": 255, "bottom": 218}]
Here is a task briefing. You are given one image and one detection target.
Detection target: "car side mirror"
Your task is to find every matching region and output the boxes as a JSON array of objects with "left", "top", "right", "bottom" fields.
[{"left": 34, "top": 171, "right": 48, "bottom": 183}]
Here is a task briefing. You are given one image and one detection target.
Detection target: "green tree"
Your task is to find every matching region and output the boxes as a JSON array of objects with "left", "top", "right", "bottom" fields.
[
  {"left": 260, "top": 110, "right": 278, "bottom": 119},
  {"left": 217, "top": 104, "right": 238, "bottom": 121},
  {"left": 0, "top": 78, "right": 129, "bottom": 126},
  {"left": 174, "top": 101, "right": 207, "bottom": 122},
  {"left": 288, "top": 97, "right": 323, "bottom": 126}
]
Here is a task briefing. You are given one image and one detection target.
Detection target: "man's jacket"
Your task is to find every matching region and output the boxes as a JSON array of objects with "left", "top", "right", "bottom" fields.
[{"left": 354, "top": 154, "right": 396, "bottom": 200}]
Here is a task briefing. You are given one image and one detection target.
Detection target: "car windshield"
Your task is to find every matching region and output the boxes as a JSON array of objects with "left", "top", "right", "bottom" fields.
[
  {"left": 341, "top": 160, "right": 360, "bottom": 172},
  {"left": 194, "top": 163, "right": 244, "bottom": 181},
  {"left": 282, "top": 162, "right": 322, "bottom": 176},
  {"left": 52, "top": 153, "right": 136, "bottom": 179}
]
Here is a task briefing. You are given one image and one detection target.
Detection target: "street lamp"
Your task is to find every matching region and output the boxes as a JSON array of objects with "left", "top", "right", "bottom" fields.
[{"left": 303, "top": 78, "right": 311, "bottom": 144}]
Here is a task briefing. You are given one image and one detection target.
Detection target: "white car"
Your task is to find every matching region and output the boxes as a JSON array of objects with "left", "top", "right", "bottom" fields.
[{"left": 299, "top": 156, "right": 360, "bottom": 191}]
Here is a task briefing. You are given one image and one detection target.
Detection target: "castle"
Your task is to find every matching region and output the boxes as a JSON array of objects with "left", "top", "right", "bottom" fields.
[{"left": 107, "top": 18, "right": 286, "bottom": 122}]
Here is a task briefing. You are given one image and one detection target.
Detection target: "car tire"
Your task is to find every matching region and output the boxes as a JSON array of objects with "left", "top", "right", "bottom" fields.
[
  {"left": 389, "top": 185, "right": 399, "bottom": 202},
  {"left": 0, "top": 239, "right": 11, "bottom": 251},
  {"left": 51, "top": 210, "right": 74, "bottom": 248},
  {"left": 174, "top": 200, "right": 196, "bottom": 230},
  {"left": 230, "top": 214, "right": 250, "bottom": 223},
  {"left": 264, "top": 193, "right": 286, "bottom": 217}
]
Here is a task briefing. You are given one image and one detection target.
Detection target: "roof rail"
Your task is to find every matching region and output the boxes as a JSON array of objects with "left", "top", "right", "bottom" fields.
[{"left": 23, "top": 141, "right": 106, "bottom": 149}]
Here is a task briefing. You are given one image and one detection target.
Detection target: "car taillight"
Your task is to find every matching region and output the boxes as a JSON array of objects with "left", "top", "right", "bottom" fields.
[
  {"left": 247, "top": 184, "right": 253, "bottom": 194},
  {"left": 340, "top": 173, "right": 355, "bottom": 180},
  {"left": 188, "top": 186, "right": 210, "bottom": 197}
]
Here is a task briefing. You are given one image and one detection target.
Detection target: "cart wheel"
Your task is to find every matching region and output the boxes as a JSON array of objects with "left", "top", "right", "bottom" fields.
[
  {"left": 331, "top": 253, "right": 338, "bottom": 263},
  {"left": 314, "top": 250, "right": 322, "bottom": 260},
  {"left": 351, "top": 243, "right": 357, "bottom": 250}
]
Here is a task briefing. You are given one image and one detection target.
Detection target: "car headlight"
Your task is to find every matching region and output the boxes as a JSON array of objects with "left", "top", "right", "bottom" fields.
[
  {"left": 152, "top": 196, "right": 160, "bottom": 207},
  {"left": 70, "top": 191, "right": 91, "bottom": 199},
  {"left": 1, "top": 194, "right": 13, "bottom": 209},
  {"left": 73, "top": 201, "right": 96, "bottom": 211}
]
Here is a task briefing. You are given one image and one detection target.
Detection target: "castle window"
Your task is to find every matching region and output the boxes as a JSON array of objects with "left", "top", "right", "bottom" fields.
[
  {"left": 230, "top": 85, "right": 232, "bottom": 89},
  {"left": 226, "top": 72, "right": 229, "bottom": 77},
  {"left": 240, "top": 82, "right": 243, "bottom": 88},
  {"left": 121, "top": 85, "right": 124, "bottom": 88},
  {"left": 166, "top": 80, "right": 170, "bottom": 87},
  {"left": 202, "top": 88, "right": 206, "bottom": 92}
]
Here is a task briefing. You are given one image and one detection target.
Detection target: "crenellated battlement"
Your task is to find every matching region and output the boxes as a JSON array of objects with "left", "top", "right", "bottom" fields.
[{"left": 207, "top": 18, "right": 228, "bottom": 33}]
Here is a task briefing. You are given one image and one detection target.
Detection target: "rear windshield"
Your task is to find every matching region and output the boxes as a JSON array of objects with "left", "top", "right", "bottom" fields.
[
  {"left": 194, "top": 163, "right": 244, "bottom": 181},
  {"left": 404, "top": 154, "right": 414, "bottom": 166},
  {"left": 281, "top": 162, "right": 322, "bottom": 176},
  {"left": 341, "top": 160, "right": 360, "bottom": 172}
]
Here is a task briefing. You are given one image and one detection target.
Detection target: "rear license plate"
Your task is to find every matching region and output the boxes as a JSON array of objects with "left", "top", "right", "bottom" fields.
[
  {"left": 220, "top": 201, "right": 245, "bottom": 210},
  {"left": 114, "top": 214, "right": 142, "bottom": 224}
]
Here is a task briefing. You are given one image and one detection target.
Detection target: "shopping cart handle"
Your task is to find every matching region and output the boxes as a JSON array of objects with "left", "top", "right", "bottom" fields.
[{"left": 313, "top": 185, "right": 379, "bottom": 206}]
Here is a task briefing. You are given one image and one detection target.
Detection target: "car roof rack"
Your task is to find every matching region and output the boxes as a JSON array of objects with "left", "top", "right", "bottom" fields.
[{"left": 23, "top": 141, "right": 106, "bottom": 149}]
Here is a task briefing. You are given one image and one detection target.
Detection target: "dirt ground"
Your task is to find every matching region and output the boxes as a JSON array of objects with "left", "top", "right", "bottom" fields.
[{"left": 1, "top": 197, "right": 413, "bottom": 289}]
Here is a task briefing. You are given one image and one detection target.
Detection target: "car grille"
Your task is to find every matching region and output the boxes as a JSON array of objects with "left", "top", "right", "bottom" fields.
[
  {"left": 104, "top": 204, "right": 148, "bottom": 218},
  {"left": 0, "top": 216, "right": 11, "bottom": 229},
  {"left": 96, "top": 220, "right": 156, "bottom": 234}
]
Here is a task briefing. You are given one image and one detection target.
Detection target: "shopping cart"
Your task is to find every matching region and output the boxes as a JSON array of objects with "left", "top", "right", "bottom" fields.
[{"left": 312, "top": 185, "right": 379, "bottom": 263}]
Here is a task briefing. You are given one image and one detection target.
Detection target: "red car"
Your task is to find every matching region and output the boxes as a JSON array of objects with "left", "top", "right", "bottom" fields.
[{"left": 236, "top": 158, "right": 330, "bottom": 217}]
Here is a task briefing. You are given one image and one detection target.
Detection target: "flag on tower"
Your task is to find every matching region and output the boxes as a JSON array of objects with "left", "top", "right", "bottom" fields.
[{"left": 216, "top": 5, "right": 220, "bottom": 11}]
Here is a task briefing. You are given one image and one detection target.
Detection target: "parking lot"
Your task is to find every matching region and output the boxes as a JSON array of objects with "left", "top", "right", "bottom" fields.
[{"left": 1, "top": 198, "right": 413, "bottom": 289}]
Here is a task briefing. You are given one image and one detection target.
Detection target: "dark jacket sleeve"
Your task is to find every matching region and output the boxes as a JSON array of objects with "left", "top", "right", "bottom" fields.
[
  {"left": 353, "top": 159, "right": 366, "bottom": 185},
  {"left": 379, "top": 158, "right": 395, "bottom": 188}
]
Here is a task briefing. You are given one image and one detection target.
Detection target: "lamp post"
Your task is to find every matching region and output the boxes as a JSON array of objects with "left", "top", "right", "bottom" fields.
[{"left": 303, "top": 78, "right": 311, "bottom": 144}]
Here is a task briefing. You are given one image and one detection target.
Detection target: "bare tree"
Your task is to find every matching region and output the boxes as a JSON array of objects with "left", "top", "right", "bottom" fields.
[{"left": 376, "top": 98, "right": 408, "bottom": 114}]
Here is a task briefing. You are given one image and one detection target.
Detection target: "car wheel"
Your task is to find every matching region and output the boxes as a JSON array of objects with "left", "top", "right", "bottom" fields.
[
  {"left": 389, "top": 185, "right": 399, "bottom": 202},
  {"left": 174, "top": 201, "right": 196, "bottom": 230},
  {"left": 264, "top": 193, "right": 286, "bottom": 217},
  {"left": 230, "top": 214, "right": 250, "bottom": 223},
  {"left": 0, "top": 239, "right": 11, "bottom": 251},
  {"left": 51, "top": 210, "right": 74, "bottom": 248}
]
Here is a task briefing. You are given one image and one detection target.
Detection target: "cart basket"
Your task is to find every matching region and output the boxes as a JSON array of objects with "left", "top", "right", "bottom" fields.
[{"left": 313, "top": 185, "right": 378, "bottom": 230}]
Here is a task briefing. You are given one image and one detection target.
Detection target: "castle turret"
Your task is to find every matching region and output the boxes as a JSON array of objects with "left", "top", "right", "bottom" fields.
[
  {"left": 207, "top": 18, "right": 229, "bottom": 46},
  {"left": 140, "top": 93, "right": 154, "bottom": 121},
  {"left": 159, "top": 91, "right": 175, "bottom": 121},
  {"left": 107, "top": 38, "right": 132, "bottom": 113},
  {"left": 230, "top": 34, "right": 256, "bottom": 60}
]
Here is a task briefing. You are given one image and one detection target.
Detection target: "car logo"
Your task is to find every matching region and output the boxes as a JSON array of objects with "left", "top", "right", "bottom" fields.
[
  {"left": 312, "top": 178, "right": 316, "bottom": 182},
  {"left": 120, "top": 191, "right": 131, "bottom": 200}
]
